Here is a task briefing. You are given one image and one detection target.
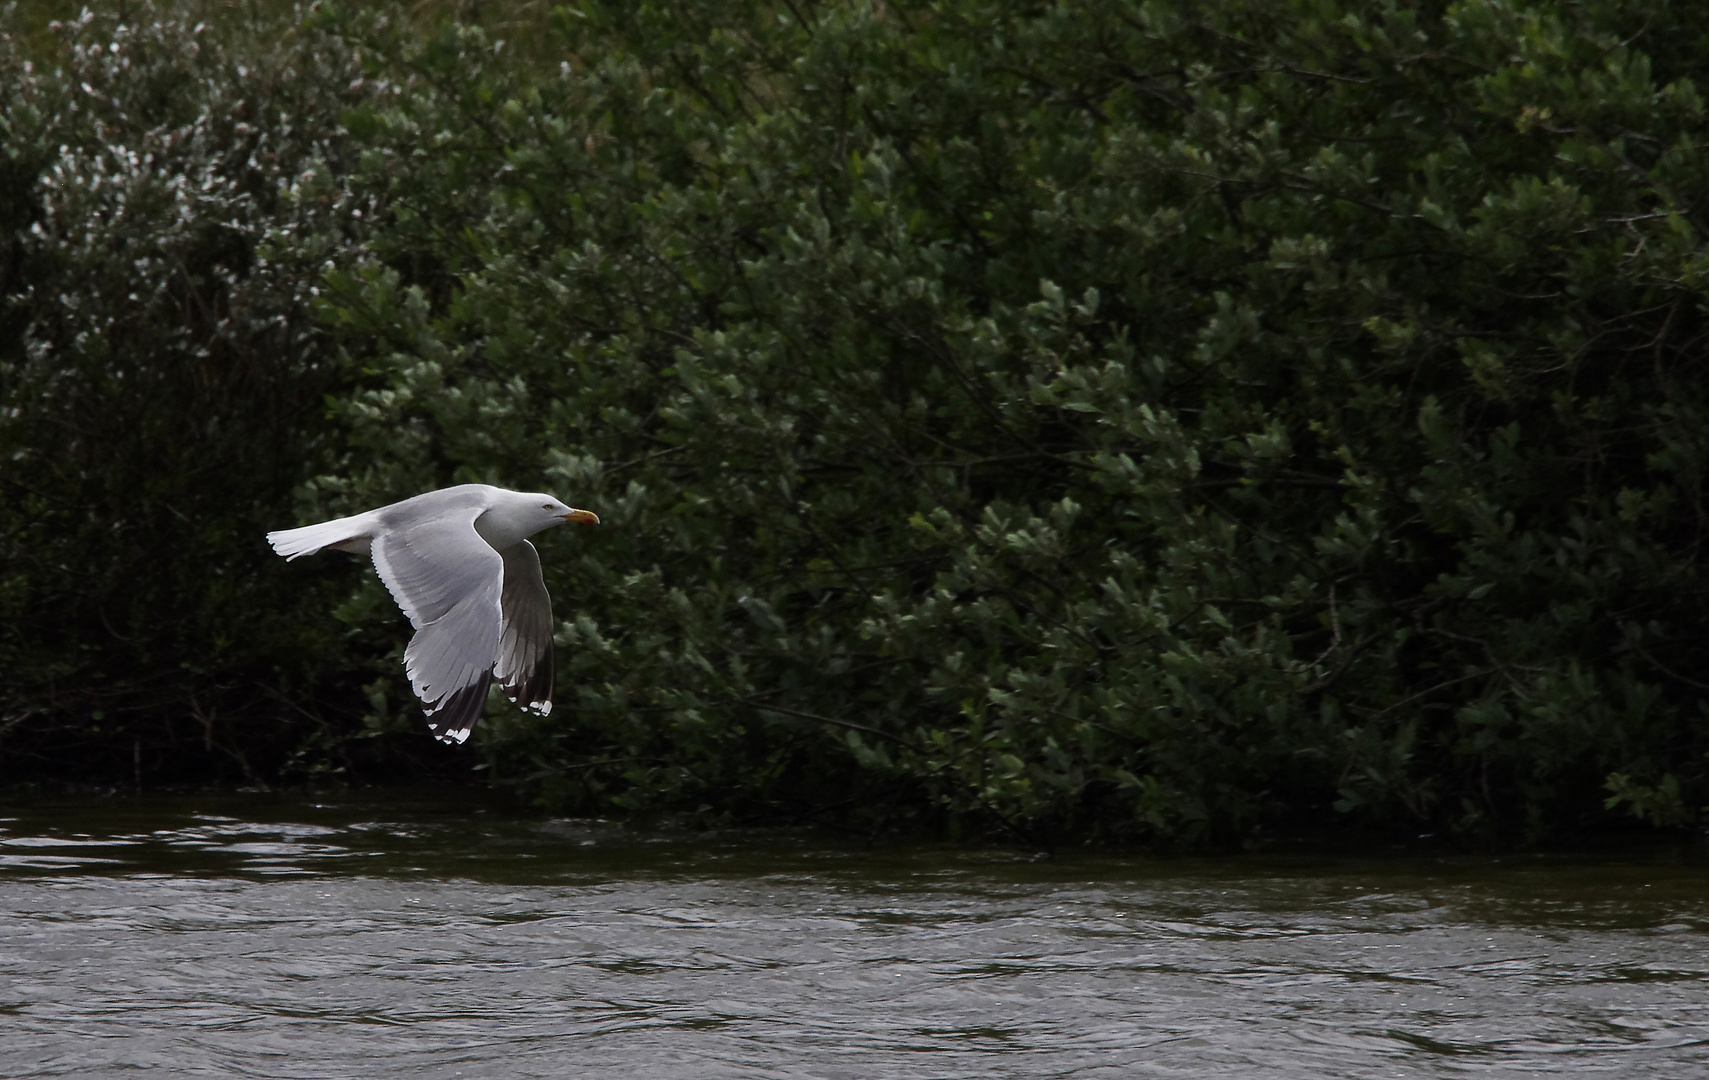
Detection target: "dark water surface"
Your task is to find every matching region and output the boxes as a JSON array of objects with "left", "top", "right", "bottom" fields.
[{"left": 3, "top": 794, "right": 1707, "bottom": 1078}]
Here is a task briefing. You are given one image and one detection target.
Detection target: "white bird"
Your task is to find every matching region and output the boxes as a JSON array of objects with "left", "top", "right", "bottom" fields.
[{"left": 266, "top": 484, "right": 599, "bottom": 744}]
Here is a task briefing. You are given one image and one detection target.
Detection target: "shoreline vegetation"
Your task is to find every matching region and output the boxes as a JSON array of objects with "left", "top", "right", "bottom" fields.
[{"left": 5, "top": 0, "right": 1709, "bottom": 848}]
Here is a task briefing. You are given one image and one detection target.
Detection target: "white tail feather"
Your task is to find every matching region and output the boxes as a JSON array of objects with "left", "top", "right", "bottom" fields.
[{"left": 266, "top": 516, "right": 371, "bottom": 561}]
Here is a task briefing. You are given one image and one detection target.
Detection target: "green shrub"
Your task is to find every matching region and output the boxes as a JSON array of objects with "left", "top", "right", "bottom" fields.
[
  {"left": 7, "top": 0, "right": 1709, "bottom": 846},
  {"left": 298, "top": 0, "right": 1709, "bottom": 844},
  {"left": 0, "top": 3, "right": 392, "bottom": 783}
]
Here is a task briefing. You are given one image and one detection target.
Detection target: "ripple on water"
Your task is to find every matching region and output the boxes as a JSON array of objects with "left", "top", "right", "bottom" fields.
[{"left": 1, "top": 795, "right": 1708, "bottom": 1078}]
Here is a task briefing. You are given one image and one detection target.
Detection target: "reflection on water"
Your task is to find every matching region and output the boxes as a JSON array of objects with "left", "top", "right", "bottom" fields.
[{"left": 2, "top": 793, "right": 1707, "bottom": 1079}]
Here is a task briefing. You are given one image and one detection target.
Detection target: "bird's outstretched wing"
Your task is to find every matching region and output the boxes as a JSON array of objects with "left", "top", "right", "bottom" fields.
[
  {"left": 496, "top": 540, "right": 555, "bottom": 716},
  {"left": 370, "top": 508, "right": 503, "bottom": 744}
]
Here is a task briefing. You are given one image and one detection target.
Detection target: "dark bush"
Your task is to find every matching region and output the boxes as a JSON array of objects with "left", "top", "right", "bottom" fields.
[
  {"left": 7, "top": 0, "right": 1709, "bottom": 846},
  {"left": 0, "top": 4, "right": 425, "bottom": 785},
  {"left": 290, "top": 0, "right": 1709, "bottom": 844}
]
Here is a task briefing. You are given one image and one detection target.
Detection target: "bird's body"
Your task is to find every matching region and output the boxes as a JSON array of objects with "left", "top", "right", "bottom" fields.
[{"left": 266, "top": 484, "right": 598, "bottom": 744}]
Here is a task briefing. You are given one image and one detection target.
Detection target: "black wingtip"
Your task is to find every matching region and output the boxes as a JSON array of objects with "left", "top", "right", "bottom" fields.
[
  {"left": 500, "top": 648, "right": 555, "bottom": 718},
  {"left": 425, "top": 671, "right": 493, "bottom": 745}
]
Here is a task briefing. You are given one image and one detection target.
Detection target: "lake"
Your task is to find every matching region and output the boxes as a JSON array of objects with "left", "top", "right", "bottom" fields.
[{"left": 2, "top": 792, "right": 1706, "bottom": 1078}]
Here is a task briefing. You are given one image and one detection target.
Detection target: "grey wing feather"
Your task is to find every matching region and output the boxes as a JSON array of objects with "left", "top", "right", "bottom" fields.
[
  {"left": 370, "top": 508, "right": 503, "bottom": 744},
  {"left": 495, "top": 540, "right": 555, "bottom": 716}
]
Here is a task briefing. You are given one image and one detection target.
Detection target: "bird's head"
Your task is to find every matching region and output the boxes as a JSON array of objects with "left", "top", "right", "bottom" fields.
[
  {"left": 536, "top": 495, "right": 599, "bottom": 527},
  {"left": 489, "top": 490, "right": 600, "bottom": 543}
]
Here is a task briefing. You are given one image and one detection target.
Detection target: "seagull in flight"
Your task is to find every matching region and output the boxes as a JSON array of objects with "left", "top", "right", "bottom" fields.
[{"left": 267, "top": 484, "right": 599, "bottom": 743}]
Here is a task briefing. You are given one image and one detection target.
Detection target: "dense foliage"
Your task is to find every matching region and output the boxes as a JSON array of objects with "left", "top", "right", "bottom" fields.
[
  {"left": 5, "top": 0, "right": 1709, "bottom": 846},
  {"left": 0, "top": 5, "right": 440, "bottom": 784}
]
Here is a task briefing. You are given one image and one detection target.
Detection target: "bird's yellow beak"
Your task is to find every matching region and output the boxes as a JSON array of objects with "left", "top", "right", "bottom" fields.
[{"left": 562, "top": 508, "right": 600, "bottom": 524}]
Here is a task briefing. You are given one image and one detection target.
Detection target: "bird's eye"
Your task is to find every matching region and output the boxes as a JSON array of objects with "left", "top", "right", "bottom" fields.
[{"left": 542, "top": 503, "right": 553, "bottom": 510}]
